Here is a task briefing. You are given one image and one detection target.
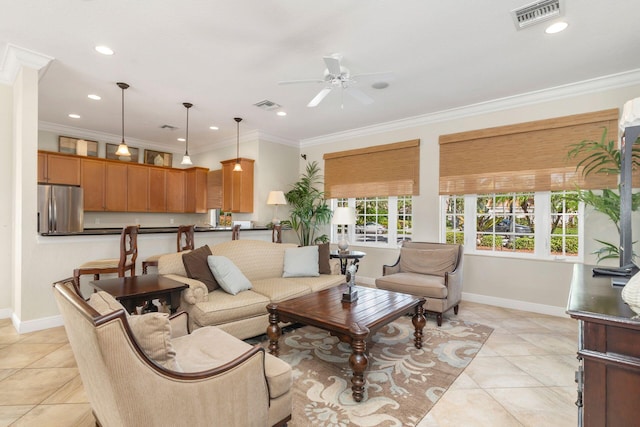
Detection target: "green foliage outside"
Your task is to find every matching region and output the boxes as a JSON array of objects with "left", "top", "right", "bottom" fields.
[{"left": 446, "top": 231, "right": 464, "bottom": 244}]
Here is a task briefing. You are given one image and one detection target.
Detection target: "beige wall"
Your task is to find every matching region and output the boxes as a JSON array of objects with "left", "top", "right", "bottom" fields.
[
  {"left": 0, "top": 84, "right": 12, "bottom": 317},
  {"left": 301, "top": 82, "right": 640, "bottom": 315}
]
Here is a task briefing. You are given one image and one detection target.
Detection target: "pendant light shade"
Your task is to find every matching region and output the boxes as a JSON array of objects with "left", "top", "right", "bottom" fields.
[
  {"left": 233, "top": 117, "right": 243, "bottom": 172},
  {"left": 181, "top": 102, "right": 193, "bottom": 165},
  {"left": 115, "top": 82, "right": 131, "bottom": 157}
]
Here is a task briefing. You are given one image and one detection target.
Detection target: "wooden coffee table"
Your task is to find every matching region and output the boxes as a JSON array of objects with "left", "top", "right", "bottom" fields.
[
  {"left": 89, "top": 274, "right": 188, "bottom": 314},
  {"left": 266, "top": 284, "right": 426, "bottom": 402}
]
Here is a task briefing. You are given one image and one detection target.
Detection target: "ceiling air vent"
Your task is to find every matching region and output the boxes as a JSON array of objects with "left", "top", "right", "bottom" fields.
[
  {"left": 512, "top": 0, "right": 563, "bottom": 30},
  {"left": 254, "top": 99, "right": 281, "bottom": 111}
]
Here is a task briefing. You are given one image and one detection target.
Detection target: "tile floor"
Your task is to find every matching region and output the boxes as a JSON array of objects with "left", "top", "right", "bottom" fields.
[{"left": 0, "top": 301, "right": 579, "bottom": 426}]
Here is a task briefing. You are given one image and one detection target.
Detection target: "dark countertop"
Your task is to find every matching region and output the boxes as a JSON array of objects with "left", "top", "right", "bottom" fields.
[{"left": 39, "top": 226, "right": 269, "bottom": 236}]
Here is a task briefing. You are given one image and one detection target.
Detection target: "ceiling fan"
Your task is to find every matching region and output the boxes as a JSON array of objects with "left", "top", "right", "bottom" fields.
[{"left": 278, "top": 54, "right": 393, "bottom": 108}]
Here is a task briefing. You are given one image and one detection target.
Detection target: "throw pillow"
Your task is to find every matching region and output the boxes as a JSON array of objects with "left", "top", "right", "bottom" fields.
[
  {"left": 182, "top": 245, "right": 219, "bottom": 292},
  {"left": 207, "top": 256, "right": 253, "bottom": 295},
  {"left": 317, "top": 242, "right": 331, "bottom": 275},
  {"left": 283, "top": 245, "right": 320, "bottom": 278}
]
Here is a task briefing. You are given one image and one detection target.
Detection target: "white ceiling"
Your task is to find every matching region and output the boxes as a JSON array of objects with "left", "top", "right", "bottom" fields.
[{"left": 2, "top": 0, "right": 640, "bottom": 152}]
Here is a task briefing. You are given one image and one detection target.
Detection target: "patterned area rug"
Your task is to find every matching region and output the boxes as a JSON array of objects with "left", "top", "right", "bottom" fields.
[{"left": 261, "top": 316, "right": 492, "bottom": 427}]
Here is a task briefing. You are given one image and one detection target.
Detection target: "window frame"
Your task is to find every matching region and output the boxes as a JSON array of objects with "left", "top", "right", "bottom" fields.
[
  {"left": 441, "top": 191, "right": 584, "bottom": 261},
  {"left": 331, "top": 196, "right": 413, "bottom": 249}
]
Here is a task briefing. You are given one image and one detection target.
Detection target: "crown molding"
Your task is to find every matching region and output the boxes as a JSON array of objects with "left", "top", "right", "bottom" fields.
[
  {"left": 301, "top": 68, "right": 640, "bottom": 147},
  {"left": 0, "top": 43, "right": 53, "bottom": 85}
]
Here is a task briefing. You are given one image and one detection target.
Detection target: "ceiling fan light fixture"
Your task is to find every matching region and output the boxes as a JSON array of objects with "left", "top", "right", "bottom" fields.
[
  {"left": 233, "top": 117, "right": 243, "bottom": 172},
  {"left": 181, "top": 102, "right": 193, "bottom": 166},
  {"left": 115, "top": 82, "right": 131, "bottom": 157}
]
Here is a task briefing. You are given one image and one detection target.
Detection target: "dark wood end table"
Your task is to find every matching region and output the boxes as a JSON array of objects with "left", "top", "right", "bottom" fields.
[
  {"left": 329, "top": 250, "right": 366, "bottom": 275},
  {"left": 89, "top": 274, "right": 188, "bottom": 314},
  {"left": 267, "top": 284, "right": 425, "bottom": 402}
]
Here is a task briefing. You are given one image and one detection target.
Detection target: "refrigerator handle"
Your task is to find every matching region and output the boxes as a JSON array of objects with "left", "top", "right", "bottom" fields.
[{"left": 50, "top": 193, "right": 56, "bottom": 232}]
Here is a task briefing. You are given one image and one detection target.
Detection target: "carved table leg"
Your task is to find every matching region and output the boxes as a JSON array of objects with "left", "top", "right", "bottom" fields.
[
  {"left": 412, "top": 299, "right": 426, "bottom": 349},
  {"left": 266, "top": 304, "right": 281, "bottom": 356},
  {"left": 348, "top": 323, "right": 370, "bottom": 402}
]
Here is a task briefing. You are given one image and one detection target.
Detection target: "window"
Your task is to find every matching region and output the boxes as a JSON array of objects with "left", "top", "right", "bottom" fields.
[
  {"left": 332, "top": 196, "right": 413, "bottom": 247},
  {"left": 442, "top": 191, "right": 582, "bottom": 260}
]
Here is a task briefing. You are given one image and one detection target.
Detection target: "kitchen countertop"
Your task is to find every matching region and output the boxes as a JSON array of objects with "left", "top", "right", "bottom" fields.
[{"left": 39, "top": 226, "right": 269, "bottom": 236}]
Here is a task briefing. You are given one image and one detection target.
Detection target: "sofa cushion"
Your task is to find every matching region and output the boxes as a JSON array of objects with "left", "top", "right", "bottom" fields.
[
  {"left": 172, "top": 326, "right": 292, "bottom": 398},
  {"left": 210, "top": 240, "right": 298, "bottom": 281},
  {"left": 317, "top": 243, "right": 331, "bottom": 274},
  {"left": 88, "top": 292, "right": 179, "bottom": 370},
  {"left": 158, "top": 250, "right": 191, "bottom": 276},
  {"left": 375, "top": 272, "right": 448, "bottom": 299},
  {"left": 287, "top": 274, "right": 345, "bottom": 293},
  {"left": 207, "top": 256, "right": 253, "bottom": 295},
  {"left": 400, "top": 246, "right": 458, "bottom": 277},
  {"left": 250, "top": 278, "right": 311, "bottom": 303},
  {"left": 283, "top": 246, "right": 319, "bottom": 278},
  {"left": 191, "top": 289, "right": 270, "bottom": 327},
  {"left": 183, "top": 246, "right": 219, "bottom": 292}
]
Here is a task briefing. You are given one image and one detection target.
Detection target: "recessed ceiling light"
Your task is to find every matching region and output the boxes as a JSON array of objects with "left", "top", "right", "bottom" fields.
[
  {"left": 87, "top": 94, "right": 101, "bottom": 100},
  {"left": 94, "top": 45, "right": 114, "bottom": 55},
  {"left": 372, "top": 81, "right": 389, "bottom": 90},
  {"left": 277, "top": 111, "right": 287, "bottom": 117},
  {"left": 177, "top": 137, "right": 186, "bottom": 142},
  {"left": 209, "top": 126, "right": 219, "bottom": 130},
  {"left": 545, "top": 21, "right": 568, "bottom": 34},
  {"left": 68, "top": 113, "right": 80, "bottom": 119}
]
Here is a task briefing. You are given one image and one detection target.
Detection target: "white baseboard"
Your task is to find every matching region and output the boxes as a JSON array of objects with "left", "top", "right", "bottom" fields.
[
  {"left": 12, "top": 313, "right": 64, "bottom": 334},
  {"left": 0, "top": 308, "right": 12, "bottom": 319},
  {"left": 362, "top": 276, "right": 568, "bottom": 318},
  {"left": 462, "top": 292, "right": 569, "bottom": 318}
]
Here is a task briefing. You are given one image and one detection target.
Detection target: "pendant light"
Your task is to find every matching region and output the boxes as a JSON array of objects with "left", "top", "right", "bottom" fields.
[
  {"left": 115, "top": 82, "right": 131, "bottom": 157},
  {"left": 180, "top": 102, "right": 193, "bottom": 165},
  {"left": 233, "top": 117, "right": 243, "bottom": 172}
]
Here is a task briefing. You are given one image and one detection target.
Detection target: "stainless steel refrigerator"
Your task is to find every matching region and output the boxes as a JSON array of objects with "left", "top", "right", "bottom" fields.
[{"left": 37, "top": 184, "right": 84, "bottom": 234}]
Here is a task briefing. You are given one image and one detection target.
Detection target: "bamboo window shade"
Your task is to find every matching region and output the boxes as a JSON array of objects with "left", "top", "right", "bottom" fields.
[
  {"left": 206, "top": 169, "right": 222, "bottom": 209},
  {"left": 323, "top": 139, "right": 420, "bottom": 199},
  {"left": 438, "top": 109, "right": 626, "bottom": 195}
]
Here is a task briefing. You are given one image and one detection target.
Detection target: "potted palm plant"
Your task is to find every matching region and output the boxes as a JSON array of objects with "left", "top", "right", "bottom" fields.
[
  {"left": 567, "top": 128, "right": 640, "bottom": 262},
  {"left": 281, "top": 161, "right": 332, "bottom": 246}
]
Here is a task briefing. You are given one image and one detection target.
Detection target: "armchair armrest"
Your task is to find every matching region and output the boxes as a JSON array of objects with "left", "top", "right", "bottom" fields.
[
  {"left": 382, "top": 256, "right": 401, "bottom": 276},
  {"left": 169, "top": 311, "right": 189, "bottom": 338}
]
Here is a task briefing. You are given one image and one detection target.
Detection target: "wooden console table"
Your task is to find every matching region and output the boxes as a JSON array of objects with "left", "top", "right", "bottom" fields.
[{"left": 566, "top": 264, "right": 640, "bottom": 427}]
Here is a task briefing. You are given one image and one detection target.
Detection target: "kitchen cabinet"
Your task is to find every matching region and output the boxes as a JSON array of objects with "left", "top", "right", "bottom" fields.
[
  {"left": 221, "top": 158, "right": 254, "bottom": 213},
  {"left": 38, "top": 151, "right": 81, "bottom": 185},
  {"left": 148, "top": 168, "right": 166, "bottom": 212},
  {"left": 166, "top": 169, "right": 185, "bottom": 213},
  {"left": 81, "top": 159, "right": 127, "bottom": 211},
  {"left": 127, "top": 164, "right": 150, "bottom": 212},
  {"left": 185, "top": 167, "right": 208, "bottom": 213}
]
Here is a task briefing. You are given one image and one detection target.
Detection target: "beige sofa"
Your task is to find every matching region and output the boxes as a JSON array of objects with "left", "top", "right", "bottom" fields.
[{"left": 158, "top": 239, "right": 345, "bottom": 339}]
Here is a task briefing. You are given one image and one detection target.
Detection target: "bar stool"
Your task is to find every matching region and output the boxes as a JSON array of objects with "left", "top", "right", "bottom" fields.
[
  {"left": 272, "top": 224, "right": 282, "bottom": 243},
  {"left": 73, "top": 225, "right": 139, "bottom": 296},
  {"left": 232, "top": 224, "right": 241, "bottom": 240},
  {"left": 142, "top": 224, "right": 195, "bottom": 274}
]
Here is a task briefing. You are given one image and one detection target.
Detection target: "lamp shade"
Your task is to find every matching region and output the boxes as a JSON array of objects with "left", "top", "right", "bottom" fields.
[
  {"left": 267, "top": 190, "right": 286, "bottom": 205},
  {"left": 332, "top": 207, "right": 356, "bottom": 225},
  {"left": 620, "top": 97, "right": 640, "bottom": 131}
]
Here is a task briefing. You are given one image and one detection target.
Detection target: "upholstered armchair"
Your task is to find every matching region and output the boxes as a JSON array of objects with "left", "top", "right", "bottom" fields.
[
  {"left": 53, "top": 279, "right": 292, "bottom": 427},
  {"left": 375, "top": 242, "right": 463, "bottom": 326}
]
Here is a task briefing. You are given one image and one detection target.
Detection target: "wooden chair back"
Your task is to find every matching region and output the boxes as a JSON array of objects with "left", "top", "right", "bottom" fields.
[
  {"left": 177, "top": 225, "right": 195, "bottom": 252},
  {"left": 272, "top": 224, "right": 282, "bottom": 243},
  {"left": 231, "top": 224, "right": 241, "bottom": 240}
]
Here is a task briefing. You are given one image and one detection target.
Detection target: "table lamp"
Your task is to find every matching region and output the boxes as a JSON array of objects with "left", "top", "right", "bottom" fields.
[
  {"left": 332, "top": 207, "right": 356, "bottom": 252},
  {"left": 267, "top": 190, "right": 287, "bottom": 225}
]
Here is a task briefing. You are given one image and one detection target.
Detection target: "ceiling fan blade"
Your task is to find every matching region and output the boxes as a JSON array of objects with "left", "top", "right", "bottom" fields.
[
  {"left": 323, "top": 56, "right": 342, "bottom": 76},
  {"left": 351, "top": 71, "right": 395, "bottom": 82},
  {"left": 345, "top": 87, "right": 374, "bottom": 105},
  {"left": 307, "top": 87, "right": 332, "bottom": 107},
  {"left": 278, "top": 79, "right": 324, "bottom": 85}
]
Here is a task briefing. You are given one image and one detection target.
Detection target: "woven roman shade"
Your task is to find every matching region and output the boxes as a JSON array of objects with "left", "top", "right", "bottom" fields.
[
  {"left": 439, "top": 109, "right": 621, "bottom": 195},
  {"left": 323, "top": 139, "right": 420, "bottom": 199}
]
